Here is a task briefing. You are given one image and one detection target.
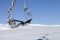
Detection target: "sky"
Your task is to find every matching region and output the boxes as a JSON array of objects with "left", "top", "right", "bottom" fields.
[{"left": 0, "top": 0, "right": 60, "bottom": 25}]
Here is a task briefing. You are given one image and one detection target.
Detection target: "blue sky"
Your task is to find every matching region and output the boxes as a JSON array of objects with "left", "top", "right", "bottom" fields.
[{"left": 0, "top": 0, "right": 60, "bottom": 25}]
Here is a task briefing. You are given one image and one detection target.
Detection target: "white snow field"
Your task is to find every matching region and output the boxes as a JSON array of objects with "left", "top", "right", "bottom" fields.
[{"left": 0, "top": 24, "right": 60, "bottom": 40}]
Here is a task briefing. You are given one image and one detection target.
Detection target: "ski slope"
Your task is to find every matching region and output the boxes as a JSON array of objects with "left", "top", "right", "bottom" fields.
[{"left": 0, "top": 24, "right": 60, "bottom": 40}]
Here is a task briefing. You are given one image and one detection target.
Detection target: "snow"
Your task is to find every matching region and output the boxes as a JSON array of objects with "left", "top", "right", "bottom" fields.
[{"left": 0, "top": 24, "right": 60, "bottom": 40}]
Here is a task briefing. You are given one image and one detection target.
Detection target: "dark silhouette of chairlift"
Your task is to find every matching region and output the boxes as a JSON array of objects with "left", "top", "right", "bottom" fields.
[
  {"left": 8, "top": 18, "right": 32, "bottom": 28},
  {"left": 14, "top": 18, "right": 32, "bottom": 27},
  {"left": 8, "top": 0, "right": 32, "bottom": 28}
]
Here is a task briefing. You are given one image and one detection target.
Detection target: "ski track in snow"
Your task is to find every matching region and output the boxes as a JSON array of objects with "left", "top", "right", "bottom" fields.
[{"left": 0, "top": 24, "right": 60, "bottom": 40}]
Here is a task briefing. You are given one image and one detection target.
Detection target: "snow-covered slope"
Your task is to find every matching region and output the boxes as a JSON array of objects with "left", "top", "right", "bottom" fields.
[{"left": 0, "top": 24, "right": 60, "bottom": 40}]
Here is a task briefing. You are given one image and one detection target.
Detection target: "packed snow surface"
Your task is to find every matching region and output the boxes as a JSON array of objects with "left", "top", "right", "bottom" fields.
[{"left": 0, "top": 24, "right": 60, "bottom": 40}]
